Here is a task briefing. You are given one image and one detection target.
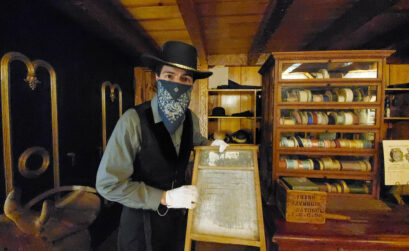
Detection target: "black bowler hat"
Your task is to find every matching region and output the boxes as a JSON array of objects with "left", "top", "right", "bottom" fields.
[
  {"left": 232, "top": 129, "right": 252, "bottom": 144},
  {"left": 140, "top": 41, "right": 213, "bottom": 80},
  {"left": 211, "top": 107, "right": 226, "bottom": 116}
]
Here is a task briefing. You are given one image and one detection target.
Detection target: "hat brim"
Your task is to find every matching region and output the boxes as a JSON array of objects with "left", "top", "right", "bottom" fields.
[{"left": 141, "top": 54, "right": 213, "bottom": 79}]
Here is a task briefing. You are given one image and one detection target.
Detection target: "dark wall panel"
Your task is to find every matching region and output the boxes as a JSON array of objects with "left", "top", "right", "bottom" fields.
[{"left": 0, "top": 0, "right": 135, "bottom": 205}]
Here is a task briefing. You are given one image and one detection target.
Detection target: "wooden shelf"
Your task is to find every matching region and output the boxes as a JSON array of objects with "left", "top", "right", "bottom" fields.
[
  {"left": 208, "top": 89, "right": 260, "bottom": 93},
  {"left": 276, "top": 170, "right": 374, "bottom": 180},
  {"left": 384, "top": 117, "right": 409, "bottom": 120},
  {"left": 385, "top": 88, "right": 409, "bottom": 91},
  {"left": 277, "top": 104, "right": 379, "bottom": 109},
  {"left": 277, "top": 125, "right": 379, "bottom": 130},
  {"left": 278, "top": 148, "right": 376, "bottom": 156},
  {"left": 279, "top": 102, "right": 379, "bottom": 106},
  {"left": 274, "top": 127, "right": 379, "bottom": 133},
  {"left": 208, "top": 116, "right": 256, "bottom": 119}
]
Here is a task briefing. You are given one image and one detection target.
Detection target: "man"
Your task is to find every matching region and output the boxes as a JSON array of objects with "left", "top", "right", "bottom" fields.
[{"left": 96, "top": 41, "right": 226, "bottom": 251}]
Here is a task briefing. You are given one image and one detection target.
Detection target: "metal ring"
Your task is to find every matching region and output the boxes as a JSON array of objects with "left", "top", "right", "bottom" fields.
[{"left": 18, "top": 146, "right": 50, "bottom": 178}]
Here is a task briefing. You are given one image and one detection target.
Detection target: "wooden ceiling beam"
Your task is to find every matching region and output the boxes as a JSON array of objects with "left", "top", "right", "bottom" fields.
[
  {"left": 176, "top": 0, "right": 208, "bottom": 68},
  {"left": 385, "top": 36, "right": 409, "bottom": 63},
  {"left": 48, "top": 0, "right": 160, "bottom": 61},
  {"left": 358, "top": 21, "right": 409, "bottom": 50},
  {"left": 304, "top": 0, "right": 399, "bottom": 51},
  {"left": 247, "top": 0, "right": 295, "bottom": 65}
]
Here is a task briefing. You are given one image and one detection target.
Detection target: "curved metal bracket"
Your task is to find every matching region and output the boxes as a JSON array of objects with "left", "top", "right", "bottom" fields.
[
  {"left": 1, "top": 52, "right": 60, "bottom": 196},
  {"left": 101, "top": 81, "right": 123, "bottom": 152}
]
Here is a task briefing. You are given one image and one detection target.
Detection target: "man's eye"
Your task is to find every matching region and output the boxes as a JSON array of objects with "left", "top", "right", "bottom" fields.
[{"left": 182, "top": 77, "right": 193, "bottom": 83}]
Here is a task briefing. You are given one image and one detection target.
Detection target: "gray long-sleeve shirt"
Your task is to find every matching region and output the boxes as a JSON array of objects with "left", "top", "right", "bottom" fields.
[{"left": 96, "top": 95, "right": 207, "bottom": 210}]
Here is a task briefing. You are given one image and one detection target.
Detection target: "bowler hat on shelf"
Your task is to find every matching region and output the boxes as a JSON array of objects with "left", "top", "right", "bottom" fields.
[
  {"left": 211, "top": 107, "right": 226, "bottom": 116},
  {"left": 217, "top": 79, "right": 262, "bottom": 89},
  {"left": 231, "top": 129, "right": 252, "bottom": 144},
  {"left": 140, "top": 41, "right": 213, "bottom": 79}
]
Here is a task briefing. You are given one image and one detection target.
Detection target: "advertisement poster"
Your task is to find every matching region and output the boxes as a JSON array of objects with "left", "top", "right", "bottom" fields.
[{"left": 383, "top": 140, "right": 409, "bottom": 185}]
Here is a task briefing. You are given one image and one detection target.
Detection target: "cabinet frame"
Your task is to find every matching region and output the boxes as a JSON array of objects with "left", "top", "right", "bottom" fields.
[{"left": 259, "top": 50, "right": 394, "bottom": 199}]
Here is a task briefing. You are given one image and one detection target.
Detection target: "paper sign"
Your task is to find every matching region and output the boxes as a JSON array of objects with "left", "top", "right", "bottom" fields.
[
  {"left": 208, "top": 67, "right": 228, "bottom": 89},
  {"left": 382, "top": 140, "right": 409, "bottom": 185}
]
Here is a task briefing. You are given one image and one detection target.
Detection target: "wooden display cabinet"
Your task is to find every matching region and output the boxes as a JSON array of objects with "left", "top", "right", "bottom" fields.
[{"left": 259, "top": 50, "right": 394, "bottom": 199}]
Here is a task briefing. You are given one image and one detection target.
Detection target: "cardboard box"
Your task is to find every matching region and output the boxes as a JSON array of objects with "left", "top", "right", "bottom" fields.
[{"left": 276, "top": 179, "right": 327, "bottom": 224}]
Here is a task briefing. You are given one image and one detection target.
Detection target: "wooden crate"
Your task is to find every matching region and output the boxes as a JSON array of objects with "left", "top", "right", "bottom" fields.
[{"left": 275, "top": 179, "right": 327, "bottom": 224}]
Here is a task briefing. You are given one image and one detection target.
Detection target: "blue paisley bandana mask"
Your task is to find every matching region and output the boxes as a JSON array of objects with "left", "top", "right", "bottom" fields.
[{"left": 157, "top": 79, "right": 192, "bottom": 134}]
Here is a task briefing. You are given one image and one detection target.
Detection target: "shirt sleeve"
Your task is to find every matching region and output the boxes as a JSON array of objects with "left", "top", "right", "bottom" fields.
[
  {"left": 96, "top": 109, "right": 164, "bottom": 210},
  {"left": 191, "top": 111, "right": 210, "bottom": 146}
]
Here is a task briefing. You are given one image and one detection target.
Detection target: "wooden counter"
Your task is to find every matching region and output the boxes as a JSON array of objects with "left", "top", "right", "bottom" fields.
[{"left": 272, "top": 205, "right": 409, "bottom": 250}]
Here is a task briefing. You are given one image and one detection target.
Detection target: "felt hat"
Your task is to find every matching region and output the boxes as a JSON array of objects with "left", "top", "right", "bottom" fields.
[
  {"left": 211, "top": 107, "right": 226, "bottom": 116},
  {"left": 140, "top": 41, "right": 213, "bottom": 79},
  {"left": 232, "top": 129, "right": 252, "bottom": 144}
]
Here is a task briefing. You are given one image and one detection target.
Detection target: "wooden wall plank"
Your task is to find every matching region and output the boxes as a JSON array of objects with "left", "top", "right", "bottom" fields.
[
  {"left": 197, "top": 1, "right": 268, "bottom": 16},
  {"left": 139, "top": 18, "right": 186, "bottom": 31},
  {"left": 389, "top": 64, "right": 409, "bottom": 85},
  {"left": 127, "top": 6, "right": 181, "bottom": 19},
  {"left": 149, "top": 30, "right": 191, "bottom": 40},
  {"left": 241, "top": 67, "right": 262, "bottom": 86},
  {"left": 228, "top": 67, "right": 242, "bottom": 84},
  {"left": 120, "top": 0, "right": 176, "bottom": 7}
]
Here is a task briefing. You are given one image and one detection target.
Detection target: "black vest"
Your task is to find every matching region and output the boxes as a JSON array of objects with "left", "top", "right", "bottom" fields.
[{"left": 132, "top": 101, "right": 193, "bottom": 190}]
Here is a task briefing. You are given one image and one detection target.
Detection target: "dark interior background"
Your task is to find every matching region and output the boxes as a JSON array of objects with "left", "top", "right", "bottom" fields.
[{"left": 0, "top": 0, "right": 137, "bottom": 245}]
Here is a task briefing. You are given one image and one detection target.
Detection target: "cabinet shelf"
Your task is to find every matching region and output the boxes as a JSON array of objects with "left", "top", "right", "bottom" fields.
[
  {"left": 208, "top": 116, "right": 256, "bottom": 119},
  {"left": 278, "top": 148, "right": 376, "bottom": 156},
  {"left": 276, "top": 170, "right": 374, "bottom": 180},
  {"left": 277, "top": 104, "right": 379, "bottom": 109},
  {"left": 278, "top": 102, "right": 379, "bottom": 106},
  {"left": 384, "top": 117, "right": 409, "bottom": 120},
  {"left": 208, "top": 89, "right": 260, "bottom": 94},
  {"left": 385, "top": 88, "right": 409, "bottom": 91},
  {"left": 277, "top": 125, "right": 379, "bottom": 130},
  {"left": 275, "top": 127, "right": 379, "bottom": 133}
]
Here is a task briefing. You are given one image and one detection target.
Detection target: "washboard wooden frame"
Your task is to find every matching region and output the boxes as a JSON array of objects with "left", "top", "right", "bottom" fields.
[{"left": 185, "top": 145, "right": 266, "bottom": 251}]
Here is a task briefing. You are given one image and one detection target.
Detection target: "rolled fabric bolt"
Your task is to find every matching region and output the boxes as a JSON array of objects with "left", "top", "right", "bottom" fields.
[
  {"left": 325, "top": 90, "right": 333, "bottom": 101},
  {"left": 306, "top": 90, "right": 312, "bottom": 102},
  {"left": 344, "top": 112, "right": 354, "bottom": 125},
  {"left": 338, "top": 112, "right": 345, "bottom": 125},
  {"left": 293, "top": 111, "right": 302, "bottom": 124},
  {"left": 301, "top": 112, "right": 308, "bottom": 124},
  {"left": 339, "top": 180, "right": 350, "bottom": 193},
  {"left": 363, "top": 160, "right": 372, "bottom": 171},
  {"left": 343, "top": 88, "right": 354, "bottom": 102}
]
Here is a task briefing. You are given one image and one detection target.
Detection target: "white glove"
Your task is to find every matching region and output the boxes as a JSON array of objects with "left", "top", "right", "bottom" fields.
[
  {"left": 211, "top": 139, "right": 229, "bottom": 152},
  {"left": 166, "top": 185, "right": 199, "bottom": 209}
]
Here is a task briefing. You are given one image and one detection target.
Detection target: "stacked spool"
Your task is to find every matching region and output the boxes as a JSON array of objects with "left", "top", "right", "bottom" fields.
[
  {"left": 280, "top": 136, "right": 373, "bottom": 149},
  {"left": 279, "top": 157, "right": 372, "bottom": 172}
]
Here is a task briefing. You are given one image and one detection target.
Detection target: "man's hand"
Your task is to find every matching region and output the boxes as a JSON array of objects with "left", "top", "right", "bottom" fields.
[
  {"left": 164, "top": 185, "right": 199, "bottom": 209},
  {"left": 211, "top": 139, "right": 229, "bottom": 152}
]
